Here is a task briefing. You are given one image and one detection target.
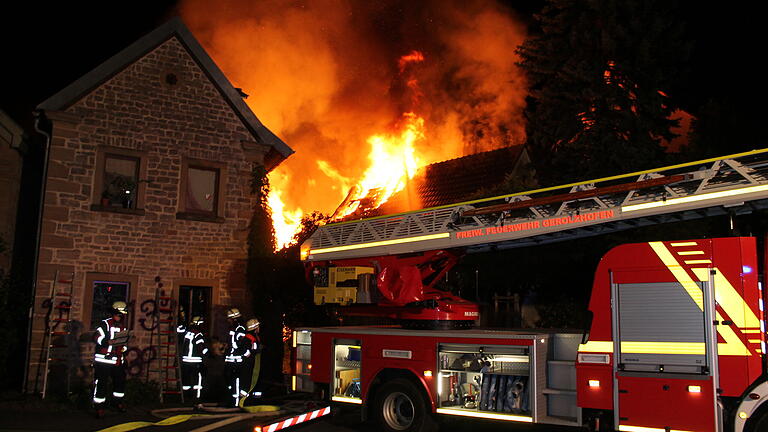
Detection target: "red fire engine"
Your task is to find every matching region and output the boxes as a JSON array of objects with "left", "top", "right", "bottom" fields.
[{"left": 292, "top": 149, "right": 768, "bottom": 432}]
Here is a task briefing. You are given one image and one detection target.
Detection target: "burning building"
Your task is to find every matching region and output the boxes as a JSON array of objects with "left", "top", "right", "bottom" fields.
[
  {"left": 26, "top": 18, "right": 292, "bottom": 394},
  {"left": 178, "top": 0, "right": 531, "bottom": 249}
]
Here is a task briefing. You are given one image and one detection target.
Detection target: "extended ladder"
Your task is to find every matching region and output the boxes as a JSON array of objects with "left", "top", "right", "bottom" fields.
[
  {"left": 41, "top": 270, "right": 75, "bottom": 398},
  {"left": 149, "top": 277, "right": 183, "bottom": 403},
  {"left": 304, "top": 148, "right": 768, "bottom": 260}
]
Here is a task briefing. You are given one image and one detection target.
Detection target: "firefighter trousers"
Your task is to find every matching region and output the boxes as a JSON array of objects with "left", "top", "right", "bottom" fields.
[
  {"left": 223, "top": 361, "right": 242, "bottom": 407},
  {"left": 93, "top": 362, "right": 126, "bottom": 406},
  {"left": 239, "top": 353, "right": 261, "bottom": 406},
  {"left": 181, "top": 362, "right": 205, "bottom": 402}
]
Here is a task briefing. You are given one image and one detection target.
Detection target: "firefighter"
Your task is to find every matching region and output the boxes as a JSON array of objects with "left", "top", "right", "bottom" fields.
[
  {"left": 238, "top": 318, "right": 263, "bottom": 406},
  {"left": 176, "top": 316, "right": 208, "bottom": 406},
  {"left": 92, "top": 301, "right": 130, "bottom": 418},
  {"left": 223, "top": 307, "right": 246, "bottom": 407}
]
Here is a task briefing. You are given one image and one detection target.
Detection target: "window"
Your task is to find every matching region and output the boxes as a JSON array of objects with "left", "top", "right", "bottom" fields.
[
  {"left": 177, "top": 158, "right": 225, "bottom": 222},
  {"left": 186, "top": 167, "right": 219, "bottom": 214},
  {"left": 101, "top": 154, "right": 140, "bottom": 209},
  {"left": 92, "top": 147, "right": 147, "bottom": 214},
  {"left": 83, "top": 273, "right": 137, "bottom": 331},
  {"left": 89, "top": 280, "right": 130, "bottom": 330}
]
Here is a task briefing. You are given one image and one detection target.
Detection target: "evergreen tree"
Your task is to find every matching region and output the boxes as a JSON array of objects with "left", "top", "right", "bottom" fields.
[{"left": 518, "top": 0, "right": 692, "bottom": 185}]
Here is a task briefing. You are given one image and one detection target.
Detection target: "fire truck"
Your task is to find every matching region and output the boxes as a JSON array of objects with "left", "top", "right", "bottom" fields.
[{"left": 292, "top": 149, "right": 768, "bottom": 432}]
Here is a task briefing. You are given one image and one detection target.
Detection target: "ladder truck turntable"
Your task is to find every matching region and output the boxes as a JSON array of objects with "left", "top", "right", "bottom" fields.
[{"left": 293, "top": 149, "right": 768, "bottom": 432}]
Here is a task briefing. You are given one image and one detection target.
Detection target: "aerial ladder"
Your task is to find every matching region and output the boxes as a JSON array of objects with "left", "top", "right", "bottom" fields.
[{"left": 301, "top": 148, "right": 768, "bottom": 327}]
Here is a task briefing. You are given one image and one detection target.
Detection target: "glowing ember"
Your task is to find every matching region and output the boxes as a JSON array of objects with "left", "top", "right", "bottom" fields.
[{"left": 398, "top": 50, "right": 425, "bottom": 72}]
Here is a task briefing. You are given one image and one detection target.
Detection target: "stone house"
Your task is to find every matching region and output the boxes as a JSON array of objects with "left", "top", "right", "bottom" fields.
[{"left": 27, "top": 18, "right": 292, "bottom": 393}]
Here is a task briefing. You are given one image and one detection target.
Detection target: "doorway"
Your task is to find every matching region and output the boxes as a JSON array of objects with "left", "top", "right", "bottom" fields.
[{"left": 178, "top": 285, "right": 212, "bottom": 330}]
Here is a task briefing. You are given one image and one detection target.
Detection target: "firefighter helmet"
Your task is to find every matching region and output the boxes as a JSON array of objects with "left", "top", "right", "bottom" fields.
[
  {"left": 246, "top": 318, "right": 260, "bottom": 331},
  {"left": 112, "top": 301, "right": 128, "bottom": 315},
  {"left": 191, "top": 316, "right": 204, "bottom": 326},
  {"left": 226, "top": 308, "right": 241, "bottom": 319}
]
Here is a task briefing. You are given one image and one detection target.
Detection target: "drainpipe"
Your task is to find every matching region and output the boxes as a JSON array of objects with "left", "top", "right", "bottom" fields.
[{"left": 23, "top": 110, "right": 52, "bottom": 393}]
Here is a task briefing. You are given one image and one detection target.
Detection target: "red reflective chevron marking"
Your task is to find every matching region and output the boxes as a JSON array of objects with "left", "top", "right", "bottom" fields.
[{"left": 262, "top": 406, "right": 331, "bottom": 432}]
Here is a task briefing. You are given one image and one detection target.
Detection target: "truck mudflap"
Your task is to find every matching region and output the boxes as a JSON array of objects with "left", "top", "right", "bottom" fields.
[{"left": 254, "top": 405, "right": 331, "bottom": 432}]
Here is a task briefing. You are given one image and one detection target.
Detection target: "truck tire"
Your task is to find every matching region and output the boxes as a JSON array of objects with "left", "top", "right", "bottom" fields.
[
  {"left": 744, "top": 406, "right": 768, "bottom": 432},
  {"left": 373, "top": 378, "right": 436, "bottom": 432}
]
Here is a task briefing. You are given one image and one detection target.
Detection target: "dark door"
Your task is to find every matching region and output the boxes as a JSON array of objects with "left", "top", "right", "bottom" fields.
[{"left": 178, "top": 285, "right": 212, "bottom": 329}]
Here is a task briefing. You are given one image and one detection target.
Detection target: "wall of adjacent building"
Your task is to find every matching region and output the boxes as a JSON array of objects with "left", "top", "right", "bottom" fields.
[{"left": 0, "top": 111, "right": 25, "bottom": 273}]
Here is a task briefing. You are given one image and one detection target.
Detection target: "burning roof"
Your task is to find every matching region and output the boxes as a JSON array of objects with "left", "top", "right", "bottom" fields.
[
  {"left": 333, "top": 144, "right": 531, "bottom": 221},
  {"left": 179, "top": 0, "right": 530, "bottom": 249}
]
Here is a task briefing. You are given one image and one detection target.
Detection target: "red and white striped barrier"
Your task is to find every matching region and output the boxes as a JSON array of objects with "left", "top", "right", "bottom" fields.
[{"left": 256, "top": 406, "right": 332, "bottom": 432}]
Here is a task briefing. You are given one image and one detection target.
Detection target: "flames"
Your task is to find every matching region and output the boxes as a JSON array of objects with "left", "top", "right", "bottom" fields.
[
  {"left": 269, "top": 50, "right": 430, "bottom": 248},
  {"left": 267, "top": 169, "right": 304, "bottom": 250},
  {"left": 268, "top": 111, "right": 427, "bottom": 248},
  {"left": 180, "top": 0, "right": 530, "bottom": 251},
  {"left": 331, "top": 112, "right": 425, "bottom": 221}
]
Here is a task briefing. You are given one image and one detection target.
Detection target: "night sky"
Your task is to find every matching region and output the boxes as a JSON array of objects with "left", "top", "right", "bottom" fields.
[{"left": 1, "top": 1, "right": 763, "bottom": 142}]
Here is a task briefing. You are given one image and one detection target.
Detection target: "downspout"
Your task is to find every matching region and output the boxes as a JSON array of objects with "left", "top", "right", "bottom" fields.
[{"left": 23, "top": 110, "right": 52, "bottom": 393}]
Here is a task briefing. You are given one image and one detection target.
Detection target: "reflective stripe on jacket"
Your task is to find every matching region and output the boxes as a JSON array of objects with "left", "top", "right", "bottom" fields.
[
  {"left": 225, "top": 322, "right": 246, "bottom": 363},
  {"left": 178, "top": 326, "right": 208, "bottom": 363},
  {"left": 94, "top": 318, "right": 127, "bottom": 366}
]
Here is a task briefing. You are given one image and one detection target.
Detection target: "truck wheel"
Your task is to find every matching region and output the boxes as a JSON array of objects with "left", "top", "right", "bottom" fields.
[
  {"left": 744, "top": 407, "right": 768, "bottom": 432},
  {"left": 374, "top": 378, "right": 436, "bottom": 432}
]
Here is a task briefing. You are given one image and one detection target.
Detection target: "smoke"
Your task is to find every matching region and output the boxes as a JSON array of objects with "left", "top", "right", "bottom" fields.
[{"left": 180, "top": 0, "right": 529, "bottom": 216}]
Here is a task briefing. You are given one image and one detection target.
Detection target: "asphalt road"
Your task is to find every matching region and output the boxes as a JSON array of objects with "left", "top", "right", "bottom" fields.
[
  {"left": 203, "top": 405, "right": 582, "bottom": 432},
  {"left": 0, "top": 396, "right": 582, "bottom": 432}
]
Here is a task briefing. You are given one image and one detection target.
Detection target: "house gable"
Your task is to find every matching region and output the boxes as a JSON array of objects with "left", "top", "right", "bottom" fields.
[{"left": 38, "top": 17, "right": 292, "bottom": 168}]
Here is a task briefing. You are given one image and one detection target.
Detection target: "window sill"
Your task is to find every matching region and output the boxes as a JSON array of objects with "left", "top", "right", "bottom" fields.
[
  {"left": 90, "top": 204, "right": 145, "bottom": 216},
  {"left": 176, "top": 211, "right": 225, "bottom": 223}
]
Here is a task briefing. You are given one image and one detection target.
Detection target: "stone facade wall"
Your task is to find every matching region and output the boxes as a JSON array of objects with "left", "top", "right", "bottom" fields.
[{"left": 28, "top": 37, "right": 266, "bottom": 391}]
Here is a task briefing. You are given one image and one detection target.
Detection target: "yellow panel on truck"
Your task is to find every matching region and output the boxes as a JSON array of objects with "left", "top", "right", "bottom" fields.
[{"left": 313, "top": 266, "right": 374, "bottom": 305}]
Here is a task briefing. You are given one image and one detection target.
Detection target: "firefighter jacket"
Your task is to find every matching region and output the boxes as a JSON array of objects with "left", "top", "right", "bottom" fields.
[
  {"left": 94, "top": 318, "right": 128, "bottom": 366},
  {"left": 225, "top": 321, "right": 247, "bottom": 363},
  {"left": 176, "top": 325, "right": 209, "bottom": 363},
  {"left": 243, "top": 333, "right": 261, "bottom": 358}
]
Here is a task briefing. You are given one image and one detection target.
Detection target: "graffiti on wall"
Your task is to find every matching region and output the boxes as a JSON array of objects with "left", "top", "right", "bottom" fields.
[
  {"left": 37, "top": 275, "right": 179, "bottom": 380},
  {"left": 124, "top": 346, "right": 158, "bottom": 377}
]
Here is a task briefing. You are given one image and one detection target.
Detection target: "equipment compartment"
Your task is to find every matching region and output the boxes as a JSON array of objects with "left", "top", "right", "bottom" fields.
[
  {"left": 332, "top": 339, "right": 362, "bottom": 403},
  {"left": 293, "top": 330, "right": 313, "bottom": 392},
  {"left": 437, "top": 344, "right": 532, "bottom": 417}
]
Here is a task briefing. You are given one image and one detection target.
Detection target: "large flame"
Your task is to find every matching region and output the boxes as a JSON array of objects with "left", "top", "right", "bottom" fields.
[
  {"left": 269, "top": 111, "right": 427, "bottom": 248},
  {"left": 268, "top": 168, "right": 304, "bottom": 249},
  {"left": 180, "top": 0, "right": 530, "bottom": 250},
  {"left": 332, "top": 112, "right": 425, "bottom": 221}
]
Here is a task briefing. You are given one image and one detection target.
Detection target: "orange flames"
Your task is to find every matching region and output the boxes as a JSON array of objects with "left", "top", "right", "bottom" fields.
[
  {"left": 268, "top": 111, "right": 427, "bottom": 248},
  {"left": 331, "top": 112, "right": 425, "bottom": 221},
  {"left": 180, "top": 0, "right": 529, "bottom": 250},
  {"left": 270, "top": 50, "right": 432, "bottom": 247}
]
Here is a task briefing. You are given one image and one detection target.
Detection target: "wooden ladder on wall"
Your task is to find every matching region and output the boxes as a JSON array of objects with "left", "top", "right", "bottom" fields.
[
  {"left": 149, "top": 277, "right": 183, "bottom": 403},
  {"left": 41, "top": 270, "right": 75, "bottom": 398}
]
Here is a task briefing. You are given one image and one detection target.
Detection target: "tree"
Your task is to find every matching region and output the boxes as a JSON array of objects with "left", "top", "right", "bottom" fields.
[
  {"left": 246, "top": 168, "right": 328, "bottom": 381},
  {"left": 517, "top": 0, "right": 692, "bottom": 186},
  {"left": 685, "top": 98, "right": 766, "bottom": 159}
]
